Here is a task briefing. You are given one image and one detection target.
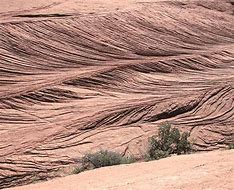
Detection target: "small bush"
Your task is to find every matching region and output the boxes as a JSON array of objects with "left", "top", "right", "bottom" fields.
[
  {"left": 228, "top": 144, "right": 234, "bottom": 149},
  {"left": 147, "top": 122, "right": 192, "bottom": 160},
  {"left": 74, "top": 150, "right": 135, "bottom": 174},
  {"left": 73, "top": 166, "right": 86, "bottom": 174}
]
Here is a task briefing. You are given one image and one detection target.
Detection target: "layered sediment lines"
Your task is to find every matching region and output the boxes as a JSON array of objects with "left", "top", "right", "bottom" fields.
[{"left": 0, "top": 0, "right": 234, "bottom": 188}]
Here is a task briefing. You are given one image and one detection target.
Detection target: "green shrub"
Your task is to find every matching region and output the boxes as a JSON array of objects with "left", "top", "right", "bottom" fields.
[
  {"left": 73, "top": 166, "right": 86, "bottom": 174},
  {"left": 73, "top": 150, "right": 135, "bottom": 174},
  {"left": 147, "top": 122, "right": 192, "bottom": 160},
  {"left": 228, "top": 144, "right": 234, "bottom": 149},
  {"left": 176, "top": 132, "right": 192, "bottom": 154}
]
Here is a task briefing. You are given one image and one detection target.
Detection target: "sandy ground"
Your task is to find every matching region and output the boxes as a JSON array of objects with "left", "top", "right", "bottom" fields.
[{"left": 6, "top": 150, "right": 234, "bottom": 190}]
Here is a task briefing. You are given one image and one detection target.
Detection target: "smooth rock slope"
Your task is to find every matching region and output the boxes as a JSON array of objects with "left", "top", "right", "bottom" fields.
[{"left": 6, "top": 150, "right": 234, "bottom": 190}]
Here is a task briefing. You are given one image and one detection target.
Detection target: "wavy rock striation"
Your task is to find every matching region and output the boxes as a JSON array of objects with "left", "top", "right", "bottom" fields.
[{"left": 0, "top": 0, "right": 233, "bottom": 188}]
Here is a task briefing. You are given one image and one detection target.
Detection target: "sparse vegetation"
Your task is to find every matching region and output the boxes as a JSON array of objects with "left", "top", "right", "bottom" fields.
[
  {"left": 73, "top": 123, "right": 193, "bottom": 174},
  {"left": 147, "top": 122, "right": 192, "bottom": 160},
  {"left": 228, "top": 144, "right": 234, "bottom": 149},
  {"left": 73, "top": 150, "right": 135, "bottom": 174}
]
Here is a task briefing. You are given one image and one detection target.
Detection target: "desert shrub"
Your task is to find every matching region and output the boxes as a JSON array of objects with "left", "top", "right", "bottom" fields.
[
  {"left": 147, "top": 122, "right": 192, "bottom": 160},
  {"left": 73, "top": 166, "right": 86, "bottom": 174},
  {"left": 176, "top": 132, "right": 192, "bottom": 154},
  {"left": 73, "top": 150, "right": 135, "bottom": 174},
  {"left": 228, "top": 144, "right": 234, "bottom": 149}
]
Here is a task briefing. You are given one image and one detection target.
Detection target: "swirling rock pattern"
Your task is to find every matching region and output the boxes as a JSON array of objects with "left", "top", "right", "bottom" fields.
[{"left": 0, "top": 0, "right": 233, "bottom": 188}]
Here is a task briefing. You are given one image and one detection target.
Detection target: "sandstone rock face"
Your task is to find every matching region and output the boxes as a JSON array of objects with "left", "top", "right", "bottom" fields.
[
  {"left": 6, "top": 150, "right": 234, "bottom": 190},
  {"left": 0, "top": 0, "right": 233, "bottom": 188}
]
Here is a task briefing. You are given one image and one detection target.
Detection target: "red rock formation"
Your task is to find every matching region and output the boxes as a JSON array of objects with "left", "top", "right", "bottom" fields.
[{"left": 0, "top": 0, "right": 233, "bottom": 188}]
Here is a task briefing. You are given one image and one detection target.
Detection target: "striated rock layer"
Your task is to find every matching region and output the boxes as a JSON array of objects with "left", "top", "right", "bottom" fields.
[{"left": 0, "top": 0, "right": 233, "bottom": 188}]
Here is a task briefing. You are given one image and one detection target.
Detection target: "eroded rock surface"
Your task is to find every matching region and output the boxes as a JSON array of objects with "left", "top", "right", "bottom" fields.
[{"left": 0, "top": 0, "right": 233, "bottom": 188}]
